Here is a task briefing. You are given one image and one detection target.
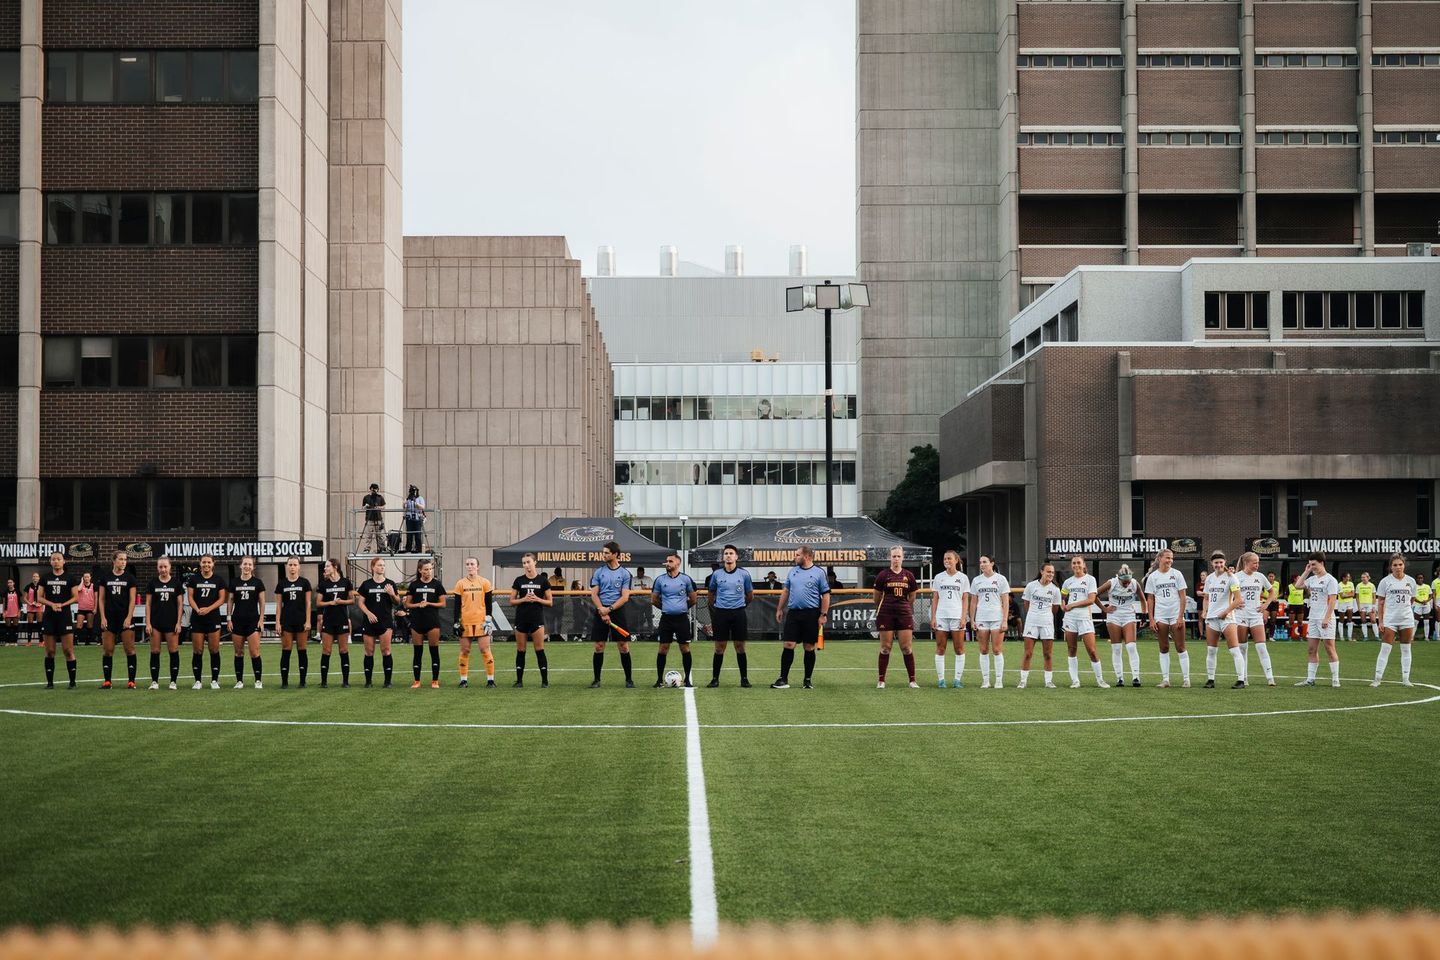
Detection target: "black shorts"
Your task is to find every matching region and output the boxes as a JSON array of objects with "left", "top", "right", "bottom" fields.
[
  {"left": 102, "top": 608, "right": 132, "bottom": 633},
  {"left": 321, "top": 614, "right": 350, "bottom": 636},
  {"left": 656, "top": 612, "right": 691, "bottom": 645},
  {"left": 409, "top": 615, "right": 440, "bottom": 635},
  {"left": 279, "top": 617, "right": 309, "bottom": 634},
  {"left": 782, "top": 607, "right": 822, "bottom": 646},
  {"left": 230, "top": 615, "right": 261, "bottom": 637},
  {"left": 711, "top": 607, "right": 748, "bottom": 643},
  {"left": 41, "top": 610, "right": 73, "bottom": 635},
  {"left": 150, "top": 618, "right": 178, "bottom": 636},
  {"left": 590, "top": 606, "right": 629, "bottom": 642},
  {"left": 191, "top": 613, "right": 222, "bottom": 633},
  {"left": 515, "top": 610, "right": 545, "bottom": 634},
  {"left": 363, "top": 619, "right": 393, "bottom": 638}
]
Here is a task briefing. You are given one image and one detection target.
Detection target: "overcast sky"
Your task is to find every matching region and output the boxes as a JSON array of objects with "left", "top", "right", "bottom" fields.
[{"left": 402, "top": 0, "right": 856, "bottom": 278}]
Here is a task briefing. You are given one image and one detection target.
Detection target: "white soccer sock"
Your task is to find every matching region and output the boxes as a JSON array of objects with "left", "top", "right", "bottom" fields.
[
  {"left": 979, "top": 654, "right": 991, "bottom": 685},
  {"left": 1256, "top": 642, "right": 1274, "bottom": 681},
  {"left": 1110, "top": 644, "right": 1124, "bottom": 681},
  {"left": 1019, "top": 669, "right": 1030, "bottom": 684},
  {"left": 1159, "top": 651, "right": 1171, "bottom": 681},
  {"left": 1229, "top": 645, "right": 1246, "bottom": 678},
  {"left": 956, "top": 651, "right": 967, "bottom": 682},
  {"left": 1329, "top": 659, "right": 1341, "bottom": 683},
  {"left": 1401, "top": 643, "right": 1412, "bottom": 681},
  {"left": 1307, "top": 659, "right": 1319, "bottom": 681},
  {"left": 1067, "top": 656, "right": 1080, "bottom": 684},
  {"left": 1091, "top": 659, "right": 1104, "bottom": 681},
  {"left": 935, "top": 654, "right": 946, "bottom": 681},
  {"left": 994, "top": 653, "right": 1005, "bottom": 684},
  {"left": 1044, "top": 670, "right": 1053, "bottom": 685},
  {"left": 1374, "top": 643, "right": 1392, "bottom": 681},
  {"left": 1178, "top": 650, "right": 1191, "bottom": 682},
  {"left": 1205, "top": 646, "right": 1218, "bottom": 680},
  {"left": 1126, "top": 641, "right": 1140, "bottom": 678}
]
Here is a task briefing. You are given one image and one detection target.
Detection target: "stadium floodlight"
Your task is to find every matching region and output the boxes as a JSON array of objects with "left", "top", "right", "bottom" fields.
[{"left": 783, "top": 279, "right": 872, "bottom": 519}]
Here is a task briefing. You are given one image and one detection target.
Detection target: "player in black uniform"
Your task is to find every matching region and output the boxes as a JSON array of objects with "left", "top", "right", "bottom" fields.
[
  {"left": 227, "top": 555, "right": 266, "bottom": 689},
  {"left": 511, "top": 551, "right": 553, "bottom": 687},
  {"left": 98, "top": 550, "right": 139, "bottom": 689},
  {"left": 405, "top": 558, "right": 446, "bottom": 688},
  {"left": 354, "top": 556, "right": 400, "bottom": 687},
  {"left": 38, "top": 551, "right": 80, "bottom": 689},
  {"left": 275, "top": 556, "right": 313, "bottom": 688},
  {"left": 146, "top": 557, "right": 184, "bottom": 689},
  {"left": 316, "top": 558, "right": 355, "bottom": 687},
  {"left": 185, "top": 555, "right": 227, "bottom": 690}
]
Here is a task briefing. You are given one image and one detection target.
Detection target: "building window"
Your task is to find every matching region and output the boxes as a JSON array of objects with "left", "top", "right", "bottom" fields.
[
  {"left": 1281, "top": 291, "right": 1424, "bottom": 332},
  {"left": 42, "top": 478, "right": 257, "bottom": 533},
  {"left": 0, "top": 192, "right": 17, "bottom": 245},
  {"left": 1130, "top": 483, "right": 1145, "bottom": 535},
  {"left": 1258, "top": 53, "right": 1358, "bottom": 67},
  {"left": 1372, "top": 52, "right": 1440, "bottom": 67},
  {"left": 1372, "top": 131, "right": 1440, "bottom": 146},
  {"left": 1137, "top": 132, "right": 1241, "bottom": 147},
  {"left": 1018, "top": 53, "right": 1123, "bottom": 68},
  {"left": 1259, "top": 131, "right": 1359, "bottom": 146},
  {"left": 0, "top": 336, "right": 16, "bottom": 389},
  {"left": 615, "top": 458, "right": 858, "bottom": 487},
  {"left": 1285, "top": 483, "right": 1300, "bottom": 533},
  {"left": 45, "top": 48, "right": 258, "bottom": 104},
  {"left": 612, "top": 394, "right": 858, "bottom": 421},
  {"left": 1138, "top": 53, "right": 1242, "bottom": 68},
  {"left": 1259, "top": 490, "right": 1275, "bottom": 534},
  {"left": 1419, "top": 483, "right": 1433, "bottom": 535},
  {"left": 44, "top": 192, "right": 258, "bottom": 246},
  {"left": 0, "top": 478, "right": 15, "bottom": 532},
  {"left": 42, "top": 336, "right": 258, "bottom": 388},
  {"left": 1018, "top": 132, "right": 1123, "bottom": 147},
  {"left": 0, "top": 49, "right": 18, "bottom": 102},
  {"left": 1204, "top": 292, "right": 1268, "bottom": 330}
]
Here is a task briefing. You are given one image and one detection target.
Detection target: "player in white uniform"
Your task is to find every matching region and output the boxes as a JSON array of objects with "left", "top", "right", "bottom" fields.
[
  {"left": 1200, "top": 550, "right": 1247, "bottom": 689},
  {"left": 931, "top": 550, "right": 970, "bottom": 688},
  {"left": 1060, "top": 556, "right": 1109, "bottom": 688},
  {"left": 1296, "top": 552, "right": 1340, "bottom": 687},
  {"left": 1097, "top": 565, "right": 1142, "bottom": 686},
  {"left": 1233, "top": 551, "right": 1276, "bottom": 686},
  {"left": 968, "top": 555, "right": 1010, "bottom": 689},
  {"left": 1143, "top": 549, "right": 1190, "bottom": 688},
  {"left": 1372, "top": 553, "right": 1417, "bottom": 687},
  {"left": 1018, "top": 563, "right": 1060, "bottom": 689}
]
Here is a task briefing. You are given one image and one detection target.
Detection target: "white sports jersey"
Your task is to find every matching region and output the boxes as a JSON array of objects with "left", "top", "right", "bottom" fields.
[
  {"left": 1377, "top": 574, "right": 1417, "bottom": 622},
  {"left": 969, "top": 573, "right": 1011, "bottom": 622},
  {"left": 1023, "top": 580, "right": 1061, "bottom": 626},
  {"left": 1203, "top": 571, "right": 1239, "bottom": 621},
  {"left": 1061, "top": 574, "right": 1097, "bottom": 614},
  {"left": 931, "top": 570, "right": 970, "bottom": 621},
  {"left": 1105, "top": 577, "right": 1140, "bottom": 617},
  {"left": 1305, "top": 573, "right": 1339, "bottom": 620},
  {"left": 1234, "top": 570, "right": 1268, "bottom": 614},
  {"left": 1144, "top": 568, "right": 1188, "bottom": 621}
]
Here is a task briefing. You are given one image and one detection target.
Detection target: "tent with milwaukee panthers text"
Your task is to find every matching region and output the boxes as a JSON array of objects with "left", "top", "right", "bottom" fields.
[
  {"left": 689, "top": 516, "right": 931, "bottom": 567},
  {"left": 492, "top": 518, "right": 672, "bottom": 567}
]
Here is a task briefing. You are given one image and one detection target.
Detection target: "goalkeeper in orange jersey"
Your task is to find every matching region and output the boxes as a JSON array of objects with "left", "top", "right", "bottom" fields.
[{"left": 451, "top": 556, "right": 496, "bottom": 688}]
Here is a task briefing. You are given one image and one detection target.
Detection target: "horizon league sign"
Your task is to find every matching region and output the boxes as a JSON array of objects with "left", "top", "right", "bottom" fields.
[
  {"left": 1045, "top": 537, "right": 1202, "bottom": 558},
  {"left": 1248, "top": 537, "right": 1440, "bottom": 557}
]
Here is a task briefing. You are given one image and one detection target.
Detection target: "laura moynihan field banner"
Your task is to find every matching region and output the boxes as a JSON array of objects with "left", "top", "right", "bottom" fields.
[
  {"left": 1044, "top": 537, "right": 1202, "bottom": 558},
  {"left": 0, "top": 541, "right": 99, "bottom": 562}
]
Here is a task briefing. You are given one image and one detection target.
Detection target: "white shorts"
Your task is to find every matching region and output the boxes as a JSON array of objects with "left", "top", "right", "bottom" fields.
[
  {"left": 1383, "top": 615, "right": 1416, "bottom": 632},
  {"left": 1415, "top": 603, "right": 1433, "bottom": 617},
  {"left": 1335, "top": 599, "right": 1356, "bottom": 613},
  {"left": 974, "top": 618, "right": 1004, "bottom": 633},
  {"left": 934, "top": 617, "right": 964, "bottom": 633},
  {"left": 1105, "top": 611, "right": 1137, "bottom": 628},
  {"left": 1023, "top": 621, "right": 1055, "bottom": 641},
  {"left": 1062, "top": 612, "right": 1094, "bottom": 635},
  {"left": 1151, "top": 611, "right": 1182, "bottom": 628},
  {"left": 1307, "top": 618, "right": 1335, "bottom": 641},
  {"left": 1236, "top": 609, "right": 1265, "bottom": 630},
  {"left": 1358, "top": 603, "right": 1375, "bottom": 614},
  {"left": 1204, "top": 616, "right": 1236, "bottom": 635}
]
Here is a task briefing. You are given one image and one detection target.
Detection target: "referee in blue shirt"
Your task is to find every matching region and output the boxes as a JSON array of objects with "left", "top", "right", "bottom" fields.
[
  {"left": 707, "top": 545, "right": 754, "bottom": 687},
  {"left": 589, "top": 541, "right": 634, "bottom": 688},
  {"left": 651, "top": 552, "right": 698, "bottom": 686},
  {"left": 772, "top": 545, "right": 831, "bottom": 689}
]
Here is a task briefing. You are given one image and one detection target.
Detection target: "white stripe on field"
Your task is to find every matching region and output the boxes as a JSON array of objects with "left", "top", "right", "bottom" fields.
[
  {"left": 0, "top": 708, "right": 683, "bottom": 731},
  {"left": 684, "top": 686, "right": 719, "bottom": 949}
]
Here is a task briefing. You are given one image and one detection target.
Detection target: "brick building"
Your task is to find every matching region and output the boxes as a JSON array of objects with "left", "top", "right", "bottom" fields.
[
  {"left": 857, "top": 0, "right": 1440, "bottom": 510},
  {"left": 938, "top": 257, "right": 1440, "bottom": 586}
]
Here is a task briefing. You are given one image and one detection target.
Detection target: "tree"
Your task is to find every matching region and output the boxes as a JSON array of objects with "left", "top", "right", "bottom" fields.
[
  {"left": 613, "top": 490, "right": 637, "bottom": 528},
  {"left": 871, "top": 444, "right": 965, "bottom": 561}
]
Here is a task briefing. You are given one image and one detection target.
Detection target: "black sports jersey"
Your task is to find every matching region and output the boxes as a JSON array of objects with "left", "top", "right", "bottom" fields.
[
  {"left": 358, "top": 577, "right": 397, "bottom": 626},
  {"left": 276, "top": 576, "right": 312, "bottom": 625},
  {"left": 100, "top": 570, "right": 137, "bottom": 616},
  {"left": 42, "top": 571, "right": 78, "bottom": 609},
  {"left": 229, "top": 577, "right": 264, "bottom": 621},
  {"left": 512, "top": 574, "right": 549, "bottom": 629},
  {"left": 146, "top": 577, "right": 183, "bottom": 630},
  {"left": 319, "top": 577, "right": 354, "bottom": 627},
  {"left": 187, "top": 574, "right": 228, "bottom": 613},
  {"left": 406, "top": 578, "right": 445, "bottom": 630},
  {"left": 512, "top": 574, "right": 549, "bottom": 604}
]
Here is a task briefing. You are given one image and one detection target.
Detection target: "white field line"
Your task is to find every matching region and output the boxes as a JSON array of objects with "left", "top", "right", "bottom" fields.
[{"left": 683, "top": 686, "right": 719, "bottom": 949}]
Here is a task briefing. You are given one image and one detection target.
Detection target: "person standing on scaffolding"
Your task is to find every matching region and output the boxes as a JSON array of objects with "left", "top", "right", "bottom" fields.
[
  {"left": 358, "top": 483, "right": 386, "bottom": 554},
  {"left": 403, "top": 485, "right": 427, "bottom": 554}
]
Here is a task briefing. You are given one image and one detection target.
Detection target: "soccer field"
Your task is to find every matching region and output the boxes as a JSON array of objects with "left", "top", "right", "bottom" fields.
[{"left": 3, "top": 638, "right": 1438, "bottom": 931}]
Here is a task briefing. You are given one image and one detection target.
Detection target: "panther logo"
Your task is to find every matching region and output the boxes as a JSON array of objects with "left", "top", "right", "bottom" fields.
[
  {"left": 1169, "top": 537, "right": 1200, "bottom": 555},
  {"left": 66, "top": 542, "right": 95, "bottom": 560},
  {"left": 1248, "top": 537, "right": 1281, "bottom": 556},
  {"left": 774, "top": 524, "right": 844, "bottom": 545},
  {"left": 122, "top": 541, "right": 156, "bottom": 560},
  {"left": 559, "top": 525, "right": 615, "bottom": 543}
]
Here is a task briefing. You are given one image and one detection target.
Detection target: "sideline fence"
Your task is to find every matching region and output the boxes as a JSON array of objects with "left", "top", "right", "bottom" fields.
[{"left": 2, "top": 913, "right": 1438, "bottom": 960}]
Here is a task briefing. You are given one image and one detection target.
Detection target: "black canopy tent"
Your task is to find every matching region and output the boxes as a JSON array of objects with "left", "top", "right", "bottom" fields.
[
  {"left": 491, "top": 518, "right": 672, "bottom": 567},
  {"left": 689, "top": 517, "right": 932, "bottom": 568}
]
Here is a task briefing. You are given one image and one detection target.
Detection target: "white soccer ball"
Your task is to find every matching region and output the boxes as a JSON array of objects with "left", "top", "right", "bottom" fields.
[{"left": 664, "top": 669, "right": 684, "bottom": 688}]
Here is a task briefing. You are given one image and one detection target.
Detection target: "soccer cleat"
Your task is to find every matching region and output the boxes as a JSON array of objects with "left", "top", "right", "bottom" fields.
[
  {"left": 1294, "top": 679, "right": 1315, "bottom": 686},
  {"left": 168, "top": 681, "right": 178, "bottom": 690},
  {"left": 770, "top": 679, "right": 790, "bottom": 689},
  {"left": 234, "top": 680, "right": 245, "bottom": 690},
  {"left": 513, "top": 679, "right": 524, "bottom": 688},
  {"left": 1402, "top": 679, "right": 1414, "bottom": 687},
  {"left": 68, "top": 680, "right": 76, "bottom": 689},
  {"left": 980, "top": 680, "right": 991, "bottom": 690},
  {"left": 1232, "top": 679, "right": 1246, "bottom": 689},
  {"left": 101, "top": 680, "right": 112, "bottom": 689},
  {"left": 1203, "top": 679, "right": 1216, "bottom": 689},
  {"left": 192, "top": 680, "right": 203, "bottom": 690},
  {"left": 952, "top": 679, "right": 963, "bottom": 688},
  {"left": 411, "top": 680, "right": 422, "bottom": 689},
  {"left": 994, "top": 679, "right": 1004, "bottom": 689},
  {"left": 937, "top": 678, "right": 947, "bottom": 689},
  {"left": 1182, "top": 679, "right": 1191, "bottom": 688},
  {"left": 1267, "top": 679, "right": 1276, "bottom": 687},
  {"left": 1132, "top": 678, "right": 1141, "bottom": 687},
  {"left": 1016, "top": 677, "right": 1028, "bottom": 690},
  {"left": 876, "top": 681, "right": 886, "bottom": 689},
  {"left": 739, "top": 678, "right": 751, "bottom": 688},
  {"left": 210, "top": 679, "right": 220, "bottom": 690},
  {"left": 1044, "top": 680, "right": 1058, "bottom": 689},
  {"left": 486, "top": 679, "right": 496, "bottom": 688},
  {"left": 340, "top": 680, "right": 348, "bottom": 688},
  {"left": 654, "top": 679, "right": 666, "bottom": 688},
  {"left": 685, "top": 680, "right": 694, "bottom": 688},
  {"left": 320, "top": 680, "right": 328, "bottom": 688},
  {"left": 908, "top": 680, "right": 920, "bottom": 689},
  {"left": 589, "top": 679, "right": 601, "bottom": 688},
  {"left": 1070, "top": 680, "right": 1082, "bottom": 689},
  {"left": 803, "top": 679, "right": 813, "bottom": 689},
  {"left": 1095, "top": 678, "right": 1110, "bottom": 688},
  {"left": 432, "top": 680, "right": 440, "bottom": 689},
  {"left": 623, "top": 679, "right": 634, "bottom": 689},
  {"left": 364, "top": 679, "right": 373, "bottom": 688},
  {"left": 255, "top": 680, "right": 263, "bottom": 689},
  {"left": 1114, "top": 677, "right": 1124, "bottom": 688},
  {"left": 541, "top": 679, "right": 549, "bottom": 688},
  {"left": 298, "top": 680, "right": 306, "bottom": 688},
  {"left": 1331, "top": 679, "right": 1341, "bottom": 688},
  {"left": 459, "top": 678, "right": 469, "bottom": 688},
  {"left": 127, "top": 681, "right": 136, "bottom": 689},
  {"left": 281, "top": 680, "right": 289, "bottom": 689},
  {"left": 1370, "top": 679, "right": 1383, "bottom": 688},
  {"left": 707, "top": 678, "right": 720, "bottom": 688},
  {"left": 1158, "top": 680, "right": 1170, "bottom": 688}
]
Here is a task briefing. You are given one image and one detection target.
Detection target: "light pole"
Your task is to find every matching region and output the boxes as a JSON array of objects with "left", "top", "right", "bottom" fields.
[
  {"left": 679, "top": 514, "right": 689, "bottom": 571},
  {"left": 1303, "top": 499, "right": 1318, "bottom": 542},
  {"left": 785, "top": 280, "right": 869, "bottom": 518}
]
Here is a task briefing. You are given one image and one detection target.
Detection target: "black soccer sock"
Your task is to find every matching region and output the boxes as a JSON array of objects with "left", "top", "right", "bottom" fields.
[
  {"left": 340, "top": 652, "right": 350, "bottom": 683},
  {"left": 737, "top": 651, "right": 748, "bottom": 680},
  {"left": 192, "top": 653, "right": 203, "bottom": 682},
  {"left": 412, "top": 644, "right": 423, "bottom": 680},
  {"left": 126, "top": 653, "right": 137, "bottom": 683},
  {"left": 280, "top": 648, "right": 291, "bottom": 684},
  {"left": 252, "top": 655, "right": 262, "bottom": 681},
  {"left": 66, "top": 658, "right": 77, "bottom": 684},
  {"left": 234, "top": 655, "right": 245, "bottom": 683},
  {"left": 364, "top": 654, "right": 374, "bottom": 683},
  {"left": 779, "top": 646, "right": 795, "bottom": 681},
  {"left": 297, "top": 649, "right": 308, "bottom": 683},
  {"left": 102, "top": 654, "right": 113, "bottom": 682},
  {"left": 593, "top": 650, "right": 604, "bottom": 681},
  {"left": 803, "top": 648, "right": 816, "bottom": 681},
  {"left": 682, "top": 649, "right": 693, "bottom": 683},
  {"left": 44, "top": 655, "right": 54, "bottom": 685},
  {"left": 515, "top": 649, "right": 525, "bottom": 681},
  {"left": 382, "top": 654, "right": 394, "bottom": 684},
  {"left": 150, "top": 652, "right": 160, "bottom": 683},
  {"left": 210, "top": 650, "right": 221, "bottom": 681},
  {"left": 321, "top": 653, "right": 331, "bottom": 684},
  {"left": 656, "top": 651, "right": 668, "bottom": 681},
  {"left": 429, "top": 644, "right": 440, "bottom": 681},
  {"left": 620, "top": 651, "right": 633, "bottom": 681},
  {"left": 169, "top": 651, "right": 180, "bottom": 682},
  {"left": 712, "top": 652, "right": 724, "bottom": 681},
  {"left": 535, "top": 649, "right": 548, "bottom": 682}
]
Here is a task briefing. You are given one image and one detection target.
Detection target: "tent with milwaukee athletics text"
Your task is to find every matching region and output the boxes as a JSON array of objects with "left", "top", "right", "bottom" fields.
[
  {"left": 688, "top": 516, "right": 931, "bottom": 567},
  {"left": 491, "top": 518, "right": 672, "bottom": 567}
]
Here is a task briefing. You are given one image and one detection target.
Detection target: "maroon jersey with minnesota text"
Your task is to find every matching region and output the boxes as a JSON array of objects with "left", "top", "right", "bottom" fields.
[{"left": 874, "top": 568, "right": 918, "bottom": 616}]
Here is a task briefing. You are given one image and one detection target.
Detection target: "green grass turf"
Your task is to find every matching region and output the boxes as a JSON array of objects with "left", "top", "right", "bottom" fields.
[{"left": 1, "top": 635, "right": 1437, "bottom": 928}]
